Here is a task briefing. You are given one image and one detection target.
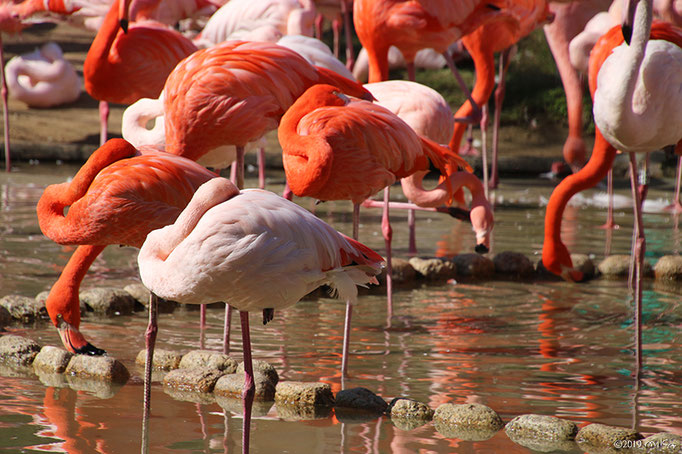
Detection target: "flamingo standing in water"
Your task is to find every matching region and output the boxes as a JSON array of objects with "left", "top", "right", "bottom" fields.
[
  {"left": 136, "top": 177, "right": 383, "bottom": 453},
  {"left": 36, "top": 138, "right": 216, "bottom": 354},
  {"left": 542, "top": 7, "right": 682, "bottom": 374},
  {"left": 83, "top": 0, "right": 197, "bottom": 146},
  {"left": 278, "top": 83, "right": 472, "bottom": 375},
  {"left": 361, "top": 80, "right": 493, "bottom": 255}
]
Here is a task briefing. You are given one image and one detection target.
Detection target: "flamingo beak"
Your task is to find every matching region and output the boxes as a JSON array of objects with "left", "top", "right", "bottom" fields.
[{"left": 56, "top": 317, "right": 107, "bottom": 356}]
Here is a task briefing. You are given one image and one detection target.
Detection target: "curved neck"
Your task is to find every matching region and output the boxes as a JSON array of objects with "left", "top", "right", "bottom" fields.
[
  {"left": 45, "top": 245, "right": 106, "bottom": 328},
  {"left": 401, "top": 169, "right": 485, "bottom": 208},
  {"left": 544, "top": 129, "right": 617, "bottom": 245},
  {"left": 37, "top": 139, "right": 137, "bottom": 243},
  {"left": 83, "top": 0, "right": 127, "bottom": 90}
]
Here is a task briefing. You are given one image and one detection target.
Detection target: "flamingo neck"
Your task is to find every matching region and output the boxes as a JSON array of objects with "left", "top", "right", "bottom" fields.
[
  {"left": 83, "top": 0, "right": 126, "bottom": 94},
  {"left": 401, "top": 170, "right": 485, "bottom": 207},
  {"left": 45, "top": 245, "right": 106, "bottom": 328}
]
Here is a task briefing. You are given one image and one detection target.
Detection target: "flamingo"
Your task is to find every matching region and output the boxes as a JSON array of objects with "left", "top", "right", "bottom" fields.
[
  {"left": 136, "top": 177, "right": 384, "bottom": 453},
  {"left": 278, "top": 83, "right": 472, "bottom": 375},
  {"left": 361, "top": 80, "right": 493, "bottom": 255},
  {"left": 83, "top": 0, "right": 197, "bottom": 146},
  {"left": 4, "top": 42, "right": 81, "bottom": 108},
  {"left": 160, "top": 40, "right": 371, "bottom": 189},
  {"left": 352, "top": 0, "right": 505, "bottom": 120},
  {"left": 450, "top": 0, "right": 553, "bottom": 191},
  {"left": 36, "top": 138, "right": 217, "bottom": 355},
  {"left": 542, "top": 11, "right": 682, "bottom": 375}
]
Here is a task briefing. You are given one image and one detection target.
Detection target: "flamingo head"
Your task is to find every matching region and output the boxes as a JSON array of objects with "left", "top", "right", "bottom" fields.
[
  {"left": 470, "top": 201, "right": 494, "bottom": 254},
  {"left": 541, "top": 239, "right": 584, "bottom": 282},
  {"left": 45, "top": 289, "right": 106, "bottom": 356},
  {"left": 562, "top": 136, "right": 587, "bottom": 173}
]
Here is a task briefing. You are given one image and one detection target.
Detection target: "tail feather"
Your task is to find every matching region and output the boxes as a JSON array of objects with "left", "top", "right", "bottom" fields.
[
  {"left": 326, "top": 266, "right": 380, "bottom": 305},
  {"left": 339, "top": 233, "right": 385, "bottom": 271}
]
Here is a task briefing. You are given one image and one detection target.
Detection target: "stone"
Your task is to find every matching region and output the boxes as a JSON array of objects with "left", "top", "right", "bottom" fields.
[
  {"left": 408, "top": 257, "right": 457, "bottom": 281},
  {"left": 505, "top": 414, "right": 578, "bottom": 452},
  {"left": 576, "top": 423, "right": 643, "bottom": 452},
  {"left": 125, "top": 283, "right": 177, "bottom": 313},
  {"left": 433, "top": 403, "right": 503, "bottom": 441},
  {"left": 493, "top": 251, "right": 535, "bottom": 278},
  {"left": 571, "top": 254, "right": 596, "bottom": 279},
  {"left": 275, "top": 381, "right": 334, "bottom": 407},
  {"left": 0, "top": 305, "right": 12, "bottom": 327},
  {"left": 33, "top": 346, "right": 74, "bottom": 373},
  {"left": 66, "top": 375, "right": 124, "bottom": 399},
  {"left": 213, "top": 371, "right": 276, "bottom": 401},
  {"left": 654, "top": 255, "right": 682, "bottom": 281},
  {"left": 79, "top": 288, "right": 137, "bottom": 316},
  {"left": 0, "top": 335, "right": 41, "bottom": 366},
  {"left": 236, "top": 359, "right": 278, "bottom": 385},
  {"left": 634, "top": 432, "right": 682, "bottom": 454},
  {"left": 35, "top": 369, "right": 69, "bottom": 388},
  {"left": 64, "top": 355, "right": 130, "bottom": 383},
  {"left": 163, "top": 367, "right": 225, "bottom": 394},
  {"left": 0, "top": 295, "right": 47, "bottom": 322},
  {"left": 598, "top": 255, "right": 653, "bottom": 279},
  {"left": 451, "top": 254, "right": 495, "bottom": 279},
  {"left": 135, "top": 348, "right": 182, "bottom": 370},
  {"left": 387, "top": 398, "right": 434, "bottom": 430},
  {"left": 179, "top": 350, "right": 238, "bottom": 372},
  {"left": 334, "top": 387, "right": 388, "bottom": 414},
  {"left": 378, "top": 258, "right": 417, "bottom": 285}
]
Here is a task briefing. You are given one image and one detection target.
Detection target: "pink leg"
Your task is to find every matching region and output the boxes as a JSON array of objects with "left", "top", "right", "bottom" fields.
[
  {"left": 199, "top": 304, "right": 206, "bottom": 349},
  {"left": 665, "top": 156, "right": 682, "bottom": 213},
  {"left": 257, "top": 146, "right": 266, "bottom": 189},
  {"left": 99, "top": 100, "right": 109, "bottom": 146},
  {"left": 406, "top": 62, "right": 416, "bottom": 82},
  {"left": 444, "top": 52, "right": 481, "bottom": 125},
  {"left": 239, "top": 311, "right": 255, "bottom": 454},
  {"left": 223, "top": 304, "right": 232, "bottom": 355},
  {"left": 314, "top": 14, "right": 323, "bottom": 40},
  {"left": 340, "top": 0, "right": 355, "bottom": 70},
  {"left": 142, "top": 293, "right": 159, "bottom": 452},
  {"left": 341, "top": 299, "right": 352, "bottom": 381},
  {"left": 480, "top": 104, "right": 489, "bottom": 199},
  {"left": 352, "top": 202, "right": 360, "bottom": 241},
  {"left": 627, "top": 153, "right": 644, "bottom": 378},
  {"left": 407, "top": 208, "right": 417, "bottom": 255},
  {"left": 235, "top": 146, "right": 245, "bottom": 189},
  {"left": 598, "top": 169, "right": 619, "bottom": 230},
  {"left": 1, "top": 36, "right": 10, "bottom": 172},
  {"left": 332, "top": 17, "right": 341, "bottom": 59},
  {"left": 490, "top": 48, "right": 512, "bottom": 190},
  {"left": 382, "top": 187, "right": 393, "bottom": 318}
]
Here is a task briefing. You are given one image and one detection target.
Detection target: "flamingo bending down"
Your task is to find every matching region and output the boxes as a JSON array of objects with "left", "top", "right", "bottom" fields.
[
  {"left": 36, "top": 138, "right": 216, "bottom": 354},
  {"left": 83, "top": 0, "right": 197, "bottom": 146},
  {"left": 278, "top": 83, "right": 472, "bottom": 374},
  {"left": 137, "top": 177, "right": 384, "bottom": 452},
  {"left": 5, "top": 42, "right": 81, "bottom": 108},
  {"left": 542, "top": 10, "right": 682, "bottom": 374},
  {"left": 363, "top": 80, "right": 493, "bottom": 254},
  {"left": 161, "top": 40, "right": 371, "bottom": 189}
]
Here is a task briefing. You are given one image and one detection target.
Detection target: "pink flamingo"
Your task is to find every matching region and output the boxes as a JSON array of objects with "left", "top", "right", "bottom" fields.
[
  {"left": 83, "top": 0, "right": 197, "bottom": 146},
  {"left": 36, "top": 138, "right": 216, "bottom": 354},
  {"left": 137, "top": 177, "right": 384, "bottom": 453}
]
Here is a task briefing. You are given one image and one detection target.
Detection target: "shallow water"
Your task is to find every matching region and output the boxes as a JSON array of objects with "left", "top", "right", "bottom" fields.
[{"left": 1, "top": 163, "right": 681, "bottom": 454}]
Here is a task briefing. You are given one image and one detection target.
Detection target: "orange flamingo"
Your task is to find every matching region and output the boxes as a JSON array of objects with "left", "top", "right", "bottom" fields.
[
  {"left": 36, "top": 138, "right": 216, "bottom": 354},
  {"left": 542, "top": 15, "right": 682, "bottom": 374},
  {"left": 161, "top": 40, "right": 371, "bottom": 189},
  {"left": 450, "top": 0, "right": 552, "bottom": 190},
  {"left": 353, "top": 0, "right": 507, "bottom": 121},
  {"left": 278, "top": 83, "right": 471, "bottom": 375},
  {"left": 83, "top": 0, "right": 197, "bottom": 146},
  {"left": 136, "top": 177, "right": 383, "bottom": 452}
]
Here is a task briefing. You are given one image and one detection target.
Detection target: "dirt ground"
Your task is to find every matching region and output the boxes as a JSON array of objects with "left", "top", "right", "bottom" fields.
[{"left": 2, "top": 20, "right": 585, "bottom": 174}]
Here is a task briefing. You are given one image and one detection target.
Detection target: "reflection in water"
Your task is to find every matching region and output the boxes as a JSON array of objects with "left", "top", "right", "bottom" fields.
[{"left": 1, "top": 170, "right": 681, "bottom": 452}]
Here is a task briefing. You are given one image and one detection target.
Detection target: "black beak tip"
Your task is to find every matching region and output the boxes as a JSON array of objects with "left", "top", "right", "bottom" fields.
[
  {"left": 474, "top": 244, "right": 489, "bottom": 254},
  {"left": 120, "top": 18, "right": 129, "bottom": 34},
  {"left": 76, "top": 343, "right": 107, "bottom": 356},
  {"left": 622, "top": 24, "right": 633, "bottom": 45}
]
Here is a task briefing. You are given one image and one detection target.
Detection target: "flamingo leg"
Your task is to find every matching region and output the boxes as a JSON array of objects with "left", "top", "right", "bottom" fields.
[
  {"left": 223, "top": 304, "right": 232, "bottom": 355},
  {"left": 340, "top": 0, "right": 355, "bottom": 70},
  {"left": 480, "top": 104, "right": 489, "bottom": 200},
  {"left": 341, "top": 297, "right": 352, "bottom": 383},
  {"left": 382, "top": 186, "right": 393, "bottom": 320},
  {"left": 407, "top": 208, "right": 416, "bottom": 255},
  {"left": 489, "top": 47, "right": 513, "bottom": 190},
  {"left": 598, "top": 169, "right": 619, "bottom": 230},
  {"left": 142, "top": 292, "right": 159, "bottom": 453},
  {"left": 406, "top": 62, "right": 416, "bottom": 82},
  {"left": 235, "top": 145, "right": 245, "bottom": 190},
  {"left": 239, "top": 311, "right": 255, "bottom": 454},
  {"left": 666, "top": 155, "right": 682, "bottom": 213},
  {"left": 257, "top": 146, "right": 266, "bottom": 189},
  {"left": 627, "top": 153, "right": 644, "bottom": 379},
  {"left": 332, "top": 17, "right": 341, "bottom": 59},
  {"left": 99, "top": 100, "right": 109, "bottom": 146},
  {"left": 444, "top": 52, "right": 481, "bottom": 125},
  {"left": 199, "top": 304, "right": 206, "bottom": 349},
  {"left": 1, "top": 35, "right": 10, "bottom": 172}
]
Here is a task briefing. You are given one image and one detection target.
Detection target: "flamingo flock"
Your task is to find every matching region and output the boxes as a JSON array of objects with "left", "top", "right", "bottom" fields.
[{"left": 0, "top": 0, "right": 677, "bottom": 451}]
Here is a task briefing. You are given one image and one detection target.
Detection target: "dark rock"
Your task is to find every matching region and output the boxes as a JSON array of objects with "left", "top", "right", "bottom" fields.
[
  {"left": 163, "top": 367, "right": 225, "bottom": 394},
  {"left": 237, "top": 359, "right": 278, "bottom": 385},
  {"left": 0, "top": 334, "right": 41, "bottom": 366},
  {"left": 493, "top": 251, "right": 534, "bottom": 278},
  {"left": 378, "top": 258, "right": 417, "bottom": 285},
  {"left": 79, "top": 288, "right": 136, "bottom": 316},
  {"left": 213, "top": 371, "right": 276, "bottom": 401},
  {"left": 0, "top": 295, "right": 47, "bottom": 322},
  {"left": 451, "top": 254, "right": 495, "bottom": 279},
  {"left": 64, "top": 355, "right": 130, "bottom": 383},
  {"left": 33, "top": 346, "right": 74, "bottom": 373},
  {"left": 433, "top": 403, "right": 503, "bottom": 441},
  {"left": 179, "top": 350, "right": 238, "bottom": 372},
  {"left": 335, "top": 387, "right": 388, "bottom": 414},
  {"left": 135, "top": 349, "right": 182, "bottom": 370},
  {"left": 408, "top": 257, "right": 457, "bottom": 281},
  {"left": 0, "top": 305, "right": 12, "bottom": 328}
]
